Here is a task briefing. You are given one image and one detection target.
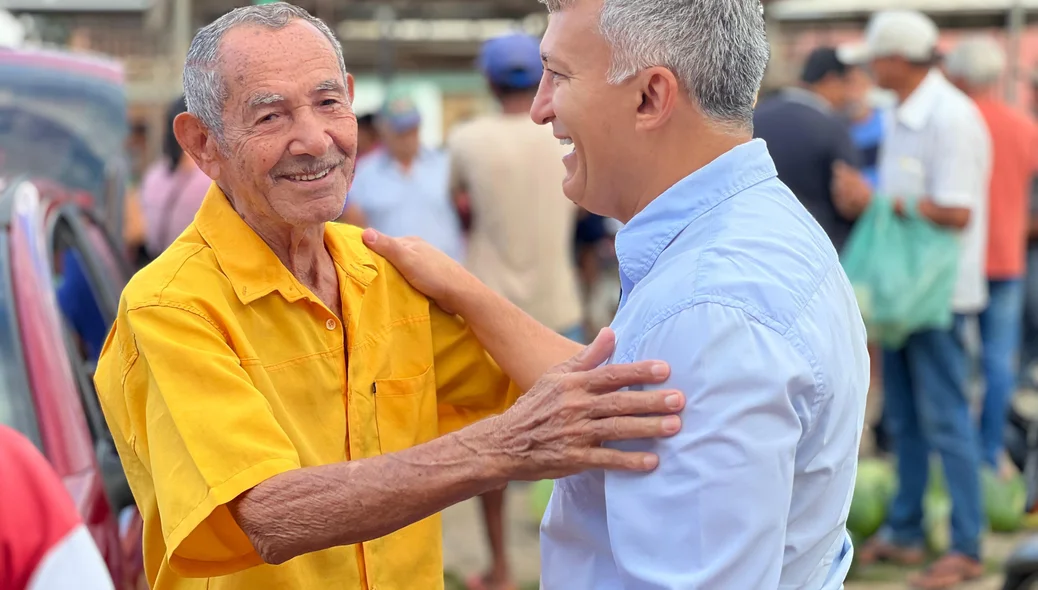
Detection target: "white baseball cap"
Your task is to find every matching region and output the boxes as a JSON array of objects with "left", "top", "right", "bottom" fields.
[{"left": 838, "top": 10, "right": 939, "bottom": 65}]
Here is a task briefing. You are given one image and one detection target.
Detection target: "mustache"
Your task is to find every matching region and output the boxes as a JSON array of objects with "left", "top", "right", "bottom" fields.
[{"left": 271, "top": 152, "right": 348, "bottom": 177}]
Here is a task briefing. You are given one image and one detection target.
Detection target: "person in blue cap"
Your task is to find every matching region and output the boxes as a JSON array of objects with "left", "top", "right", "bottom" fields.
[
  {"left": 448, "top": 32, "right": 585, "bottom": 590},
  {"left": 346, "top": 95, "right": 465, "bottom": 261}
]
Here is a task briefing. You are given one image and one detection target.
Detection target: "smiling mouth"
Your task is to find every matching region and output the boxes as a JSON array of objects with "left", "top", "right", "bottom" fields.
[{"left": 283, "top": 164, "right": 338, "bottom": 183}]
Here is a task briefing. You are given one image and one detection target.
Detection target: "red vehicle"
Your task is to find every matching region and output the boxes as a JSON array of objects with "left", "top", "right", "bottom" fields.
[{"left": 0, "top": 46, "right": 144, "bottom": 589}]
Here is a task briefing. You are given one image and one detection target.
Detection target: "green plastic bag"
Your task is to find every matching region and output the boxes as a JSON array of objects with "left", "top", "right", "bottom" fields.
[{"left": 840, "top": 198, "right": 960, "bottom": 349}]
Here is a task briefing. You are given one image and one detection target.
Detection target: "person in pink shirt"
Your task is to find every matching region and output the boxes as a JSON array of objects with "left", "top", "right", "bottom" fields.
[
  {"left": 0, "top": 425, "right": 114, "bottom": 590},
  {"left": 947, "top": 36, "right": 1038, "bottom": 474},
  {"left": 140, "top": 96, "right": 212, "bottom": 260}
]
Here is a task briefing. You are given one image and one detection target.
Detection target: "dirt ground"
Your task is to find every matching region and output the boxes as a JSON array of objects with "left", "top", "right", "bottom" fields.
[{"left": 442, "top": 482, "right": 1029, "bottom": 590}]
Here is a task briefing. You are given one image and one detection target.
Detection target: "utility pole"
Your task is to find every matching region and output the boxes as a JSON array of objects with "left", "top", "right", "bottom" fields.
[
  {"left": 375, "top": 4, "right": 397, "bottom": 84},
  {"left": 1007, "top": 0, "right": 1026, "bottom": 104}
]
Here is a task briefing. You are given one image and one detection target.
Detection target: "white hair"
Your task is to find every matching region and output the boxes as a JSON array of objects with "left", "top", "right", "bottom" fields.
[
  {"left": 944, "top": 35, "right": 1006, "bottom": 90},
  {"left": 540, "top": 0, "right": 770, "bottom": 132},
  {"left": 182, "top": 2, "right": 347, "bottom": 141}
]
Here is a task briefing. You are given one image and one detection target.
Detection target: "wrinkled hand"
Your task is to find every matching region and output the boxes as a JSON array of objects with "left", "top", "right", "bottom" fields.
[
  {"left": 362, "top": 229, "right": 467, "bottom": 313},
  {"left": 832, "top": 161, "right": 873, "bottom": 220},
  {"left": 491, "top": 328, "right": 684, "bottom": 481}
]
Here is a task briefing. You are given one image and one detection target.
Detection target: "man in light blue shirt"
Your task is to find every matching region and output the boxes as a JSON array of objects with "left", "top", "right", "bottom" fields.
[
  {"left": 362, "top": 0, "right": 869, "bottom": 587},
  {"left": 348, "top": 96, "right": 465, "bottom": 262}
]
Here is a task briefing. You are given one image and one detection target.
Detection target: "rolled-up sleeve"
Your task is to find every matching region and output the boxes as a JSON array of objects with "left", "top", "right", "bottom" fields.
[
  {"left": 929, "top": 113, "right": 990, "bottom": 210},
  {"left": 604, "top": 302, "right": 815, "bottom": 589},
  {"left": 110, "top": 304, "right": 301, "bottom": 577}
]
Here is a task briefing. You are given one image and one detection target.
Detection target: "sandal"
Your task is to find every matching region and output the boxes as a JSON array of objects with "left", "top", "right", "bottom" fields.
[
  {"left": 908, "top": 553, "right": 984, "bottom": 590},
  {"left": 856, "top": 537, "right": 926, "bottom": 567}
]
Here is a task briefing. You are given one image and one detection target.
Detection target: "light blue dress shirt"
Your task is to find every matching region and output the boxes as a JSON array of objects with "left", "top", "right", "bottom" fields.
[
  {"left": 349, "top": 147, "right": 465, "bottom": 262},
  {"left": 539, "top": 139, "right": 870, "bottom": 589}
]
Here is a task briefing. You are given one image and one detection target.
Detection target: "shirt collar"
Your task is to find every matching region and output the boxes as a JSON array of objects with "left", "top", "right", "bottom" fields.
[
  {"left": 193, "top": 182, "right": 377, "bottom": 305},
  {"left": 896, "top": 69, "right": 944, "bottom": 131},
  {"left": 615, "top": 139, "right": 777, "bottom": 288}
]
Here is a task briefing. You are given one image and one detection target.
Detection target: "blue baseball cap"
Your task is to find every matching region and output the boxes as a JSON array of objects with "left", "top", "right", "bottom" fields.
[
  {"left": 478, "top": 33, "right": 543, "bottom": 90},
  {"left": 378, "top": 95, "right": 422, "bottom": 133}
]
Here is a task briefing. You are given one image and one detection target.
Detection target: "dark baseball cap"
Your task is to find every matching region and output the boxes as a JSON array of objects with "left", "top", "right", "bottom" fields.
[
  {"left": 800, "top": 47, "right": 852, "bottom": 84},
  {"left": 478, "top": 33, "right": 544, "bottom": 90}
]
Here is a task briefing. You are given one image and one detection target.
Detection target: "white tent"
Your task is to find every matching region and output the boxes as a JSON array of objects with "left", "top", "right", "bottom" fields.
[{"left": 770, "top": 0, "right": 1036, "bottom": 21}]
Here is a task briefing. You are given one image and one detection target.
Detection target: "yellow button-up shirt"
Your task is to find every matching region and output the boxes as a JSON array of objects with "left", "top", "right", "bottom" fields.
[{"left": 95, "top": 185, "right": 520, "bottom": 590}]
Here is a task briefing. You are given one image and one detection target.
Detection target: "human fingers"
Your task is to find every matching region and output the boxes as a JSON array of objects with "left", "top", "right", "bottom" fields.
[
  {"left": 590, "top": 415, "right": 682, "bottom": 442},
  {"left": 577, "top": 360, "right": 671, "bottom": 394},
  {"left": 587, "top": 389, "right": 685, "bottom": 419},
  {"left": 576, "top": 447, "right": 660, "bottom": 472},
  {"left": 553, "top": 328, "right": 617, "bottom": 374}
]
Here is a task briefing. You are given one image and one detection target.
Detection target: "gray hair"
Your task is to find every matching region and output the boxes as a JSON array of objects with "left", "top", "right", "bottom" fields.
[
  {"left": 945, "top": 35, "right": 1006, "bottom": 90},
  {"left": 540, "top": 0, "right": 770, "bottom": 132},
  {"left": 182, "top": 2, "right": 347, "bottom": 141}
]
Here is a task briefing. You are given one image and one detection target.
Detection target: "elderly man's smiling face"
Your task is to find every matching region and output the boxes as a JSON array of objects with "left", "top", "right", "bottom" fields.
[{"left": 203, "top": 19, "right": 358, "bottom": 227}]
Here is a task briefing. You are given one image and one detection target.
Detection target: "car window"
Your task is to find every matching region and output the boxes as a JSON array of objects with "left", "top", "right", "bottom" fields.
[
  {"left": 0, "top": 234, "right": 41, "bottom": 449},
  {"left": 51, "top": 216, "right": 111, "bottom": 445}
]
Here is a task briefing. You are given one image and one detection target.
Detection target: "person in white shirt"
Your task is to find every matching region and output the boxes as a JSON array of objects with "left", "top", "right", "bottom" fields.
[{"left": 835, "top": 10, "right": 992, "bottom": 589}]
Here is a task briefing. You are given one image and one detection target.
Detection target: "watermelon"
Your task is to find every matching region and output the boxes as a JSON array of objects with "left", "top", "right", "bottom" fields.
[
  {"left": 528, "top": 479, "right": 555, "bottom": 524},
  {"left": 847, "top": 458, "right": 896, "bottom": 539},
  {"left": 983, "top": 467, "right": 1026, "bottom": 533}
]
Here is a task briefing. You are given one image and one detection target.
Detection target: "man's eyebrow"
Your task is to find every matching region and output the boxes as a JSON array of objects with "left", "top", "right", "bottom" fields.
[
  {"left": 314, "top": 79, "right": 346, "bottom": 93},
  {"left": 247, "top": 91, "right": 285, "bottom": 109},
  {"left": 541, "top": 51, "right": 570, "bottom": 70}
]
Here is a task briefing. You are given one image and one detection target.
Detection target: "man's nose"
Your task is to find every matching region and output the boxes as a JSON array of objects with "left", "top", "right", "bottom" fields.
[
  {"left": 287, "top": 108, "right": 333, "bottom": 157},
  {"left": 530, "top": 74, "right": 555, "bottom": 126}
]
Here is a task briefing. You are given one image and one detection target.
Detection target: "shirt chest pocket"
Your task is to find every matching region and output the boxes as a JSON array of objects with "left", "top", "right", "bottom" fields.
[
  {"left": 885, "top": 156, "right": 927, "bottom": 200},
  {"left": 374, "top": 365, "right": 438, "bottom": 455}
]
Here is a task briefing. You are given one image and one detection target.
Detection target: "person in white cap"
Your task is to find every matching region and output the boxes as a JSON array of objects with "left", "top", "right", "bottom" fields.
[
  {"left": 835, "top": 10, "right": 992, "bottom": 589},
  {"left": 946, "top": 36, "right": 1038, "bottom": 481}
]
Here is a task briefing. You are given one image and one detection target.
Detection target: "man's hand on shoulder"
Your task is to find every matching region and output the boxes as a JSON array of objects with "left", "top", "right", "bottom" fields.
[
  {"left": 362, "top": 229, "right": 472, "bottom": 314},
  {"left": 477, "top": 328, "right": 684, "bottom": 479}
]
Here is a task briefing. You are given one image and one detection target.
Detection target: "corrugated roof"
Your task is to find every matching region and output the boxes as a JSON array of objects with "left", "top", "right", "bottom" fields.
[{"left": 770, "top": 0, "right": 1038, "bottom": 21}]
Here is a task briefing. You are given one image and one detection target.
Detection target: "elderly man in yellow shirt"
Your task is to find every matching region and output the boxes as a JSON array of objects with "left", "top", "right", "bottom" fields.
[{"left": 94, "top": 3, "right": 685, "bottom": 590}]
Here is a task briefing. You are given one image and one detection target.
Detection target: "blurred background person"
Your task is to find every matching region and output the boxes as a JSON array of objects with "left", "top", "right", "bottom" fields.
[
  {"left": 356, "top": 112, "right": 381, "bottom": 160},
  {"left": 838, "top": 11, "right": 991, "bottom": 587},
  {"left": 753, "top": 46, "right": 862, "bottom": 254},
  {"left": 445, "top": 32, "right": 584, "bottom": 590},
  {"left": 0, "top": 425, "right": 114, "bottom": 590},
  {"left": 946, "top": 36, "right": 1038, "bottom": 478},
  {"left": 842, "top": 46, "right": 887, "bottom": 190},
  {"left": 348, "top": 95, "right": 464, "bottom": 261},
  {"left": 336, "top": 113, "right": 379, "bottom": 227},
  {"left": 139, "top": 95, "right": 211, "bottom": 262}
]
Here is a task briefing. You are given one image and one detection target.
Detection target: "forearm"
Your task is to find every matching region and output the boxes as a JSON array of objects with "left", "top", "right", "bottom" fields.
[
  {"left": 912, "top": 199, "right": 970, "bottom": 229},
  {"left": 447, "top": 273, "right": 583, "bottom": 392},
  {"left": 231, "top": 417, "right": 513, "bottom": 565}
]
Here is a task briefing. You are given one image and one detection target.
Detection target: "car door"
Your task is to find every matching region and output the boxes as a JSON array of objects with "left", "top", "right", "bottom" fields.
[
  {"left": 46, "top": 201, "right": 133, "bottom": 512},
  {"left": 2, "top": 178, "right": 125, "bottom": 584}
]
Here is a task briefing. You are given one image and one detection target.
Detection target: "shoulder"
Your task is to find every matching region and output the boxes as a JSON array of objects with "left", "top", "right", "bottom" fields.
[
  {"left": 634, "top": 186, "right": 848, "bottom": 336},
  {"left": 119, "top": 230, "right": 235, "bottom": 324},
  {"left": 325, "top": 223, "right": 432, "bottom": 305}
]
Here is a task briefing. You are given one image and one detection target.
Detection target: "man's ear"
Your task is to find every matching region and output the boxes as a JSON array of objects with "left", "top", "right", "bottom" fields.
[
  {"left": 173, "top": 112, "right": 221, "bottom": 180},
  {"left": 346, "top": 72, "right": 356, "bottom": 105},
  {"left": 635, "top": 66, "right": 681, "bottom": 132}
]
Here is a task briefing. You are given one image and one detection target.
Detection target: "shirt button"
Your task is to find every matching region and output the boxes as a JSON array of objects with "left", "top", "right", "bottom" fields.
[{"left": 326, "top": 318, "right": 337, "bottom": 331}]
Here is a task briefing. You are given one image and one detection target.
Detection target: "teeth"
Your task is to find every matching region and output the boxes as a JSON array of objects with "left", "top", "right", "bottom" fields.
[
  {"left": 288, "top": 167, "right": 331, "bottom": 182},
  {"left": 560, "top": 138, "right": 573, "bottom": 146}
]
